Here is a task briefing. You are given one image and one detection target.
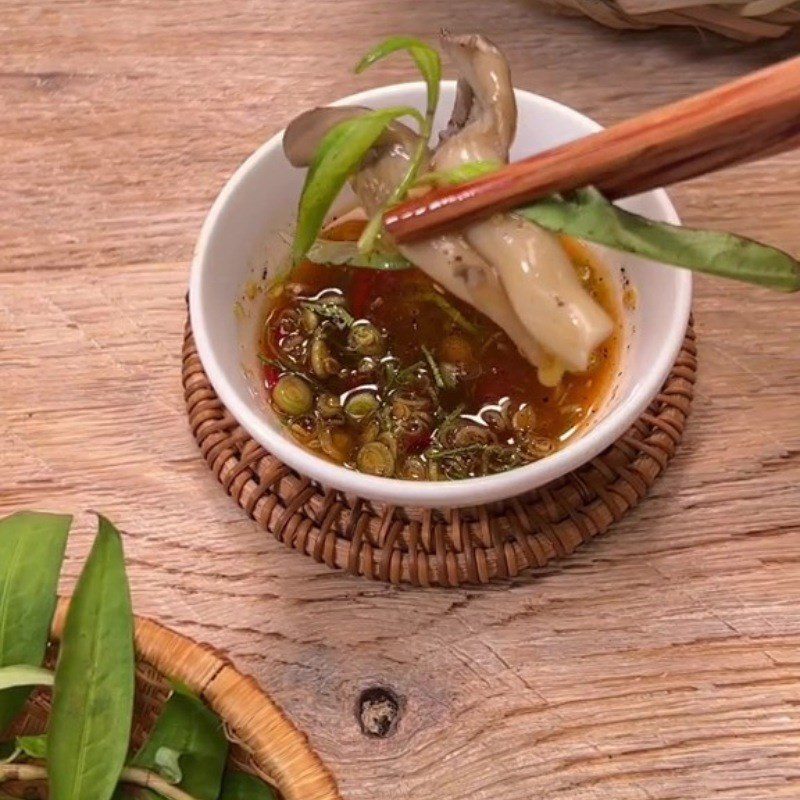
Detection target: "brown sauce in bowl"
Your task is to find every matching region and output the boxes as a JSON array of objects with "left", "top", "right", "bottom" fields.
[{"left": 258, "top": 220, "right": 621, "bottom": 480}]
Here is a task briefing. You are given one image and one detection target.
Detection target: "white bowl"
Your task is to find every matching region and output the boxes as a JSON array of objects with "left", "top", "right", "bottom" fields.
[{"left": 190, "top": 81, "right": 691, "bottom": 509}]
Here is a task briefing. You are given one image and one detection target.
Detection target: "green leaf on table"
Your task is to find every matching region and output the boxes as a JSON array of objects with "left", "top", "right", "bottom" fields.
[
  {"left": 306, "top": 239, "right": 411, "bottom": 270},
  {"left": 0, "top": 665, "right": 54, "bottom": 691},
  {"left": 292, "top": 106, "right": 424, "bottom": 265},
  {"left": 413, "top": 160, "right": 502, "bottom": 188},
  {"left": 355, "top": 37, "right": 442, "bottom": 253},
  {"left": 16, "top": 734, "right": 47, "bottom": 759},
  {"left": 218, "top": 768, "right": 278, "bottom": 800},
  {"left": 48, "top": 514, "right": 135, "bottom": 800},
  {"left": 518, "top": 187, "right": 800, "bottom": 292},
  {"left": 131, "top": 685, "right": 228, "bottom": 800},
  {"left": 0, "top": 511, "right": 71, "bottom": 734}
]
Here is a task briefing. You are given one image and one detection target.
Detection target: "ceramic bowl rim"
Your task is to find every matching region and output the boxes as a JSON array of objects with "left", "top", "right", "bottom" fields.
[{"left": 190, "top": 81, "right": 692, "bottom": 508}]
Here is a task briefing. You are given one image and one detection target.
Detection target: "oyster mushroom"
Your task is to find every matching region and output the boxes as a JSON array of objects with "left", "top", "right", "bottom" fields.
[
  {"left": 281, "top": 30, "right": 615, "bottom": 382},
  {"left": 356, "top": 134, "right": 556, "bottom": 377},
  {"left": 434, "top": 32, "right": 613, "bottom": 373},
  {"left": 282, "top": 107, "right": 553, "bottom": 374},
  {"left": 435, "top": 33, "right": 517, "bottom": 170}
]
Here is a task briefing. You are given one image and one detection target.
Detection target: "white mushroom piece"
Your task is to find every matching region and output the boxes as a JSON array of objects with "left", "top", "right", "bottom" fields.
[
  {"left": 435, "top": 33, "right": 613, "bottom": 378},
  {"left": 283, "top": 33, "right": 613, "bottom": 386},
  {"left": 285, "top": 106, "right": 557, "bottom": 381}
]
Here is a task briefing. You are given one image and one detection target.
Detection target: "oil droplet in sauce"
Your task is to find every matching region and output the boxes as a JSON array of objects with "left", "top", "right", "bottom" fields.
[{"left": 257, "top": 221, "right": 622, "bottom": 480}]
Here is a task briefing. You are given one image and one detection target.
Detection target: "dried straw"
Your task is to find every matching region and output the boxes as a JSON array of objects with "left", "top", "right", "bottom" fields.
[{"left": 535, "top": 0, "right": 800, "bottom": 40}]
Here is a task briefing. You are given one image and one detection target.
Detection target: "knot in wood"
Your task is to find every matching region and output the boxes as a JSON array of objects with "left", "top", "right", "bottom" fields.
[{"left": 357, "top": 687, "right": 400, "bottom": 738}]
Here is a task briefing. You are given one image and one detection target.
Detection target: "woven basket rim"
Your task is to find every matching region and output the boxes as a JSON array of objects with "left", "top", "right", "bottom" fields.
[{"left": 48, "top": 597, "right": 342, "bottom": 800}]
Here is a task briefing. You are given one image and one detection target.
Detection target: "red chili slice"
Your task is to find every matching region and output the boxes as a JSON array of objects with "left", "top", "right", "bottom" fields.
[
  {"left": 262, "top": 362, "right": 280, "bottom": 392},
  {"left": 350, "top": 271, "right": 381, "bottom": 319},
  {"left": 473, "top": 367, "right": 513, "bottom": 406},
  {"left": 403, "top": 430, "right": 432, "bottom": 455}
]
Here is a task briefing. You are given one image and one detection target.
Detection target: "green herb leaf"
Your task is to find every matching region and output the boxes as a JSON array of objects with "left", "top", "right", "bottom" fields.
[
  {"left": 413, "top": 160, "right": 502, "bottom": 188},
  {"left": 421, "top": 345, "right": 445, "bottom": 390},
  {"left": 306, "top": 239, "right": 411, "bottom": 270},
  {"left": 16, "top": 734, "right": 47, "bottom": 760},
  {"left": 519, "top": 187, "right": 800, "bottom": 293},
  {"left": 154, "top": 747, "right": 183, "bottom": 785},
  {"left": 293, "top": 106, "right": 424, "bottom": 264},
  {"left": 131, "top": 685, "right": 227, "bottom": 800},
  {"left": 48, "top": 514, "right": 134, "bottom": 800},
  {"left": 355, "top": 37, "right": 442, "bottom": 254},
  {"left": 0, "top": 511, "right": 71, "bottom": 734},
  {"left": 439, "top": 404, "right": 465, "bottom": 433},
  {"left": 0, "top": 744, "right": 20, "bottom": 764},
  {"left": 256, "top": 354, "right": 285, "bottom": 369},
  {"left": 386, "top": 360, "right": 424, "bottom": 391},
  {"left": 302, "top": 300, "right": 356, "bottom": 329},
  {"left": 218, "top": 768, "right": 278, "bottom": 800},
  {"left": 415, "top": 291, "right": 479, "bottom": 335},
  {"left": 356, "top": 37, "right": 441, "bottom": 118},
  {"left": 0, "top": 665, "right": 54, "bottom": 692},
  {"left": 428, "top": 444, "right": 484, "bottom": 460}
]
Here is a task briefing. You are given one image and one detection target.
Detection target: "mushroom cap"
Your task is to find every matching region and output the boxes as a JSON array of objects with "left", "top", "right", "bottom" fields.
[
  {"left": 283, "top": 105, "right": 369, "bottom": 167},
  {"left": 434, "top": 32, "right": 517, "bottom": 169}
]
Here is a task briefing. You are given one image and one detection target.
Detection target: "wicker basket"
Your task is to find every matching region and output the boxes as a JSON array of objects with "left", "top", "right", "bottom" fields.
[
  {"left": 537, "top": 0, "right": 800, "bottom": 40},
  {"left": 5, "top": 599, "right": 342, "bottom": 800}
]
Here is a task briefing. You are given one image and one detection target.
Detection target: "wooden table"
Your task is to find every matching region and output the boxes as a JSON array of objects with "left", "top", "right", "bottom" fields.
[{"left": 2, "top": 3, "right": 800, "bottom": 798}]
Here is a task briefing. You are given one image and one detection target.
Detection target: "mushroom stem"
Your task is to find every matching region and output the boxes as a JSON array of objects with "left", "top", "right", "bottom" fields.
[
  {"left": 433, "top": 32, "right": 613, "bottom": 375},
  {"left": 434, "top": 32, "right": 517, "bottom": 170}
]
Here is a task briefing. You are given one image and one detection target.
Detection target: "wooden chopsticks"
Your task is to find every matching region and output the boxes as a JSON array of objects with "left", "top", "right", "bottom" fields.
[{"left": 383, "top": 55, "right": 800, "bottom": 242}]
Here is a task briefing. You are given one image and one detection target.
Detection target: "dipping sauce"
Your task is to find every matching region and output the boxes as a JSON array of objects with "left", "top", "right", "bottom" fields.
[{"left": 259, "top": 220, "right": 620, "bottom": 480}]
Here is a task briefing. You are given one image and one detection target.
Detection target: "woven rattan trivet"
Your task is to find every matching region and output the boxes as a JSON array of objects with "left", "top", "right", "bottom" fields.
[{"left": 183, "top": 317, "right": 696, "bottom": 587}]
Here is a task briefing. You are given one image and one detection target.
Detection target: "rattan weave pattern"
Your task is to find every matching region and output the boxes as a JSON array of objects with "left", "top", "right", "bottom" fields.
[{"left": 183, "top": 317, "right": 695, "bottom": 587}]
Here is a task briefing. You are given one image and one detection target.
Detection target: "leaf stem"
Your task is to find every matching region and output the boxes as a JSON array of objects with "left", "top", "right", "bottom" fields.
[
  {"left": 421, "top": 344, "right": 445, "bottom": 390},
  {"left": 354, "top": 38, "right": 442, "bottom": 255},
  {"left": 122, "top": 766, "right": 200, "bottom": 800},
  {"left": 357, "top": 124, "right": 431, "bottom": 255},
  {"left": 0, "top": 763, "right": 202, "bottom": 800}
]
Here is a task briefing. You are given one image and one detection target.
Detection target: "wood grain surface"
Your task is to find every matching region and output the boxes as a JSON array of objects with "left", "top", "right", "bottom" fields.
[{"left": 2, "top": 2, "right": 799, "bottom": 798}]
